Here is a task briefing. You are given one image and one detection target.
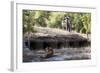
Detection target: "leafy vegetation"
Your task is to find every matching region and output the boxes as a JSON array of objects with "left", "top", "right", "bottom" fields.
[{"left": 23, "top": 10, "right": 91, "bottom": 34}]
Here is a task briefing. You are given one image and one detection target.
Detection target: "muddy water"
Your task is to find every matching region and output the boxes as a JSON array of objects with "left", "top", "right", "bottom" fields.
[{"left": 23, "top": 46, "right": 91, "bottom": 62}]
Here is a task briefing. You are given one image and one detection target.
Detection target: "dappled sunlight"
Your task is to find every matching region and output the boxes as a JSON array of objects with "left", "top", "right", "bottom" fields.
[{"left": 23, "top": 10, "right": 91, "bottom": 62}]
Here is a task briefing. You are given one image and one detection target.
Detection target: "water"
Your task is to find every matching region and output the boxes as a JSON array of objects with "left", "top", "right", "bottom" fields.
[{"left": 23, "top": 47, "right": 91, "bottom": 62}]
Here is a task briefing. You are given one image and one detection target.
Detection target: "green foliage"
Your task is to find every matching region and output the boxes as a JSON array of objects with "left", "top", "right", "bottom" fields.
[
  {"left": 48, "top": 12, "right": 64, "bottom": 28},
  {"left": 23, "top": 10, "right": 91, "bottom": 34},
  {"left": 23, "top": 10, "right": 36, "bottom": 34},
  {"left": 34, "top": 11, "right": 50, "bottom": 27}
]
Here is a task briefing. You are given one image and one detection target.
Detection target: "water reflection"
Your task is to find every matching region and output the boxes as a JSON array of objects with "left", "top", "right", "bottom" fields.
[{"left": 23, "top": 46, "right": 91, "bottom": 62}]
